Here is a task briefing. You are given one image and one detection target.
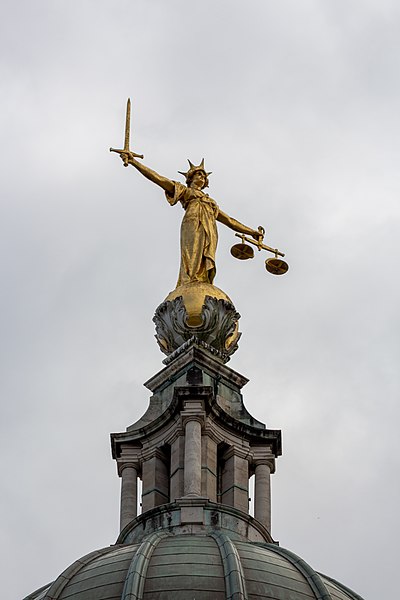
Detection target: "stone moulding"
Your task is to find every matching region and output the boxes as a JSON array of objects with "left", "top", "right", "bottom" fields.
[
  {"left": 163, "top": 335, "right": 225, "bottom": 364},
  {"left": 120, "top": 531, "right": 169, "bottom": 600},
  {"left": 116, "top": 498, "right": 274, "bottom": 546},
  {"left": 153, "top": 295, "right": 241, "bottom": 362},
  {"left": 210, "top": 531, "right": 248, "bottom": 600}
]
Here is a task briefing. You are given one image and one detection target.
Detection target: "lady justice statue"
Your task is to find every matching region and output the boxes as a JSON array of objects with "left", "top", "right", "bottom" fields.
[
  {"left": 111, "top": 99, "right": 285, "bottom": 361},
  {"left": 119, "top": 154, "right": 262, "bottom": 288}
]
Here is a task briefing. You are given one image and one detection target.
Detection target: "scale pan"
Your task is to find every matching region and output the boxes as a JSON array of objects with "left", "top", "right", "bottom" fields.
[
  {"left": 265, "top": 257, "right": 289, "bottom": 275},
  {"left": 230, "top": 243, "right": 254, "bottom": 260}
]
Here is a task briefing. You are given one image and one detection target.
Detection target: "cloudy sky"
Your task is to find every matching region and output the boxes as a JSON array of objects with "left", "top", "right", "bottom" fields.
[{"left": 1, "top": 1, "right": 399, "bottom": 598}]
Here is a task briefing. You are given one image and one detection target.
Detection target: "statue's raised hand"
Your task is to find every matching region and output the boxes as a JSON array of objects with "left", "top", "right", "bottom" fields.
[{"left": 119, "top": 152, "right": 131, "bottom": 167}]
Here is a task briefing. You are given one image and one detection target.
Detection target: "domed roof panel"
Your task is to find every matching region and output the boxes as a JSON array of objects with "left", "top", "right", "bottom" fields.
[
  {"left": 23, "top": 583, "right": 52, "bottom": 600},
  {"left": 320, "top": 575, "right": 364, "bottom": 600},
  {"left": 24, "top": 529, "right": 364, "bottom": 600},
  {"left": 323, "top": 581, "right": 352, "bottom": 600},
  {"left": 57, "top": 544, "right": 139, "bottom": 600},
  {"left": 143, "top": 535, "right": 226, "bottom": 599},
  {"left": 236, "top": 542, "right": 317, "bottom": 599}
]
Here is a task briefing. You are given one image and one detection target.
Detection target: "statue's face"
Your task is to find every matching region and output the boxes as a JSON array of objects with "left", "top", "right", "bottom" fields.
[{"left": 190, "top": 171, "right": 206, "bottom": 189}]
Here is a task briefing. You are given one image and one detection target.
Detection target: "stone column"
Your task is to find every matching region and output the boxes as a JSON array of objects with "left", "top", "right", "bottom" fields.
[
  {"left": 254, "top": 461, "right": 271, "bottom": 532},
  {"left": 184, "top": 419, "right": 202, "bottom": 496},
  {"left": 119, "top": 464, "right": 138, "bottom": 532}
]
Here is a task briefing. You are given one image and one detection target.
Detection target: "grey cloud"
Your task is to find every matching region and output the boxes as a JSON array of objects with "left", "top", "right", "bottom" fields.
[{"left": 1, "top": 2, "right": 399, "bottom": 599}]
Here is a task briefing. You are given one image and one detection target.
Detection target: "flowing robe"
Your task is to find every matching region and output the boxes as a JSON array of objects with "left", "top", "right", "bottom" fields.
[{"left": 166, "top": 182, "right": 219, "bottom": 287}]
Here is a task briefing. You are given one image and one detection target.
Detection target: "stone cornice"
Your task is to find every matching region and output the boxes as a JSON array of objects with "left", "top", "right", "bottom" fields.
[
  {"left": 112, "top": 388, "right": 281, "bottom": 460},
  {"left": 111, "top": 346, "right": 281, "bottom": 467},
  {"left": 141, "top": 447, "right": 169, "bottom": 463},
  {"left": 164, "top": 427, "right": 185, "bottom": 446},
  {"left": 144, "top": 344, "right": 249, "bottom": 393},
  {"left": 208, "top": 396, "right": 282, "bottom": 457},
  {"left": 110, "top": 393, "right": 181, "bottom": 457},
  {"left": 202, "top": 422, "right": 221, "bottom": 445},
  {"left": 116, "top": 498, "right": 275, "bottom": 546},
  {"left": 222, "top": 445, "right": 252, "bottom": 461}
]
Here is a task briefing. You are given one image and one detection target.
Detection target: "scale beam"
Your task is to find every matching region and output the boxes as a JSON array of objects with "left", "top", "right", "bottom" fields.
[{"left": 234, "top": 232, "right": 285, "bottom": 258}]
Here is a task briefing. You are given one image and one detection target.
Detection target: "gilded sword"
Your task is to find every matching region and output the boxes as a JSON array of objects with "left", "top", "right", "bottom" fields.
[{"left": 110, "top": 98, "right": 144, "bottom": 166}]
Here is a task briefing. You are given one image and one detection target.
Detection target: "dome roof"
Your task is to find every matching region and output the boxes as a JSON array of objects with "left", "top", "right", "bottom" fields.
[{"left": 25, "top": 532, "right": 363, "bottom": 600}]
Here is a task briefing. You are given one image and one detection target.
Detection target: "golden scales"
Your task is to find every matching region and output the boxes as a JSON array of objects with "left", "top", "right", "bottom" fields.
[{"left": 231, "top": 226, "right": 289, "bottom": 275}]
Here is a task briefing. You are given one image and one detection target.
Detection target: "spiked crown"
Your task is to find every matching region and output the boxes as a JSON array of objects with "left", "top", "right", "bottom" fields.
[{"left": 178, "top": 159, "right": 212, "bottom": 188}]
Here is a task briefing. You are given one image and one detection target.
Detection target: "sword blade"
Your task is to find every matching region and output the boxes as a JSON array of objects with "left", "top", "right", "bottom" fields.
[{"left": 124, "top": 98, "right": 131, "bottom": 152}]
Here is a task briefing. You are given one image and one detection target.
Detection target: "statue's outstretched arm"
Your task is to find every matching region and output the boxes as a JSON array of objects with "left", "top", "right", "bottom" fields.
[
  {"left": 217, "top": 210, "right": 261, "bottom": 240},
  {"left": 122, "top": 153, "right": 175, "bottom": 195}
]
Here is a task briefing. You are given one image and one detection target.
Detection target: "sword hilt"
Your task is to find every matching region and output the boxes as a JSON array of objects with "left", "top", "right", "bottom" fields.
[{"left": 109, "top": 148, "right": 144, "bottom": 166}]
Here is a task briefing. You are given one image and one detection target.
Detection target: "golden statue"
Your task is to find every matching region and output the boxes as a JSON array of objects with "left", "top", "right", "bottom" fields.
[
  {"left": 111, "top": 99, "right": 287, "bottom": 344},
  {"left": 119, "top": 154, "right": 262, "bottom": 288}
]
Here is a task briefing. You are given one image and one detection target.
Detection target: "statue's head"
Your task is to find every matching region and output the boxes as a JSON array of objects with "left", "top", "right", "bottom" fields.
[{"left": 178, "top": 159, "right": 212, "bottom": 189}]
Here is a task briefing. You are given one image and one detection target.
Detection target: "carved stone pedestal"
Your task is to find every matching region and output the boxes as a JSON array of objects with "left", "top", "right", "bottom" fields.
[{"left": 153, "top": 283, "right": 241, "bottom": 363}]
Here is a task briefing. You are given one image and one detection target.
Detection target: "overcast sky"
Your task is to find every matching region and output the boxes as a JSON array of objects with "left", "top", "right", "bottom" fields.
[{"left": 1, "top": 2, "right": 399, "bottom": 598}]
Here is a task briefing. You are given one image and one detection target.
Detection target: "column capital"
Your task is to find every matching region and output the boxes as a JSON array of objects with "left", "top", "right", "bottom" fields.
[
  {"left": 254, "top": 458, "right": 274, "bottom": 467},
  {"left": 251, "top": 447, "right": 276, "bottom": 472},
  {"left": 181, "top": 412, "right": 206, "bottom": 429},
  {"left": 118, "top": 462, "right": 140, "bottom": 477},
  {"left": 254, "top": 458, "right": 275, "bottom": 473},
  {"left": 116, "top": 444, "right": 142, "bottom": 476}
]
